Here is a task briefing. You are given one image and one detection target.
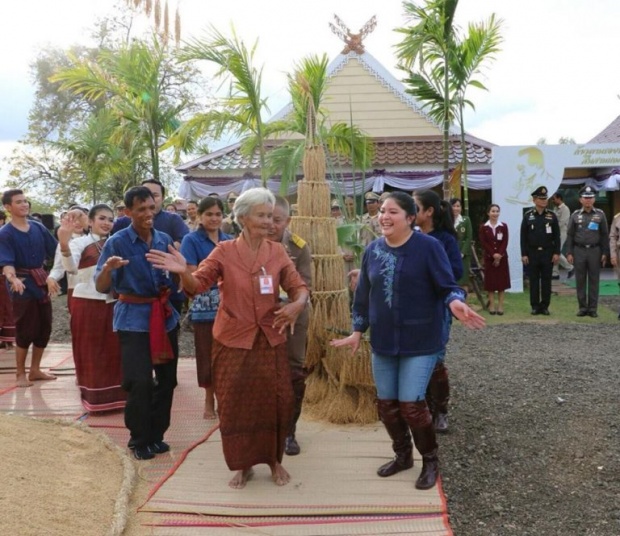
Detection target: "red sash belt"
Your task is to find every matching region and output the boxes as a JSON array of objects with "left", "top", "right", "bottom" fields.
[
  {"left": 16, "top": 267, "right": 50, "bottom": 303},
  {"left": 118, "top": 289, "right": 174, "bottom": 365}
]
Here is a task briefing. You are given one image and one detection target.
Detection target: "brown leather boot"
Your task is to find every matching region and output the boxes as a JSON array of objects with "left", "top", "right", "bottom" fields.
[
  {"left": 376, "top": 399, "right": 413, "bottom": 477},
  {"left": 400, "top": 401, "right": 439, "bottom": 490},
  {"left": 428, "top": 363, "right": 450, "bottom": 433}
]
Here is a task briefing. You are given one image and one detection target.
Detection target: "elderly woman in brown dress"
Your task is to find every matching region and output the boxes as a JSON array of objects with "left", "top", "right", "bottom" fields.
[{"left": 146, "top": 188, "right": 308, "bottom": 489}]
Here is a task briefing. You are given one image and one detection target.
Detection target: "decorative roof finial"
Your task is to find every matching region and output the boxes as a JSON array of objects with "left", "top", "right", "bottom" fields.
[{"left": 329, "top": 14, "right": 377, "bottom": 55}]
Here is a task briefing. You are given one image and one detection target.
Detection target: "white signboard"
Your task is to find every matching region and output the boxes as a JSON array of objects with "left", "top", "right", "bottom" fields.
[{"left": 492, "top": 144, "right": 620, "bottom": 292}]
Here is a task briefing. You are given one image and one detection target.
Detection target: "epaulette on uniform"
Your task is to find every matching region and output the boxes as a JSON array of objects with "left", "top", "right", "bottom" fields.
[{"left": 290, "top": 233, "right": 306, "bottom": 249}]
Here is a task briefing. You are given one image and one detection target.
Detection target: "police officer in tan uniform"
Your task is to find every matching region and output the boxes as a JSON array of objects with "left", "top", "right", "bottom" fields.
[
  {"left": 566, "top": 185, "right": 609, "bottom": 317},
  {"left": 268, "top": 196, "right": 312, "bottom": 456},
  {"left": 361, "top": 191, "right": 382, "bottom": 245},
  {"left": 221, "top": 192, "right": 241, "bottom": 237}
]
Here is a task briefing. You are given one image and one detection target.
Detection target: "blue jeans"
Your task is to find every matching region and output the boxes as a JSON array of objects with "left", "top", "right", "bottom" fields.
[{"left": 372, "top": 351, "right": 440, "bottom": 402}]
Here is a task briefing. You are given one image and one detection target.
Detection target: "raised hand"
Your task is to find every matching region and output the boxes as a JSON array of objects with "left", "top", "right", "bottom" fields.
[
  {"left": 103, "top": 256, "right": 129, "bottom": 271},
  {"left": 145, "top": 244, "right": 187, "bottom": 274}
]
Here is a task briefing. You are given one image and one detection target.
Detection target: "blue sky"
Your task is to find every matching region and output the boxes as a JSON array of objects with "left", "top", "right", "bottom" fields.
[{"left": 2, "top": 0, "right": 620, "bottom": 177}]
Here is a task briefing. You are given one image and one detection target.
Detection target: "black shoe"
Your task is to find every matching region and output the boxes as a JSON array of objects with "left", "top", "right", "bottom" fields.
[
  {"left": 576, "top": 311, "right": 587, "bottom": 317},
  {"left": 435, "top": 413, "right": 449, "bottom": 433},
  {"left": 149, "top": 440, "right": 170, "bottom": 454},
  {"left": 531, "top": 309, "right": 540, "bottom": 315},
  {"left": 285, "top": 435, "right": 300, "bottom": 456},
  {"left": 588, "top": 311, "right": 598, "bottom": 318},
  {"left": 552, "top": 275, "right": 560, "bottom": 280},
  {"left": 567, "top": 269, "right": 575, "bottom": 278},
  {"left": 133, "top": 445, "right": 155, "bottom": 460},
  {"left": 540, "top": 309, "right": 550, "bottom": 316}
]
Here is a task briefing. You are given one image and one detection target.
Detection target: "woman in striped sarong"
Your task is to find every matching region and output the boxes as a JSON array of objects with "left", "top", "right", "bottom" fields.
[{"left": 59, "top": 205, "right": 125, "bottom": 412}]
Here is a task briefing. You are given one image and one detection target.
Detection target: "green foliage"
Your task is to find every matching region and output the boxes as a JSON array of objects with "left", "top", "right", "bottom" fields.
[
  {"left": 397, "top": 1, "right": 503, "bottom": 212},
  {"left": 5, "top": 5, "right": 205, "bottom": 210},
  {"left": 175, "top": 25, "right": 270, "bottom": 185},
  {"left": 266, "top": 54, "right": 374, "bottom": 193},
  {"left": 396, "top": 0, "right": 460, "bottom": 198}
]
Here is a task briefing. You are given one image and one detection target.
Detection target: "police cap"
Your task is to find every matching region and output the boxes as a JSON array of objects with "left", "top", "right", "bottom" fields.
[
  {"left": 530, "top": 186, "right": 548, "bottom": 199},
  {"left": 578, "top": 185, "right": 597, "bottom": 198}
]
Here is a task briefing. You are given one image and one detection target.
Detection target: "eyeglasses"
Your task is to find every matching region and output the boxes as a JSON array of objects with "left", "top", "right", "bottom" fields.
[
  {"left": 365, "top": 199, "right": 378, "bottom": 204},
  {"left": 228, "top": 198, "right": 237, "bottom": 203}
]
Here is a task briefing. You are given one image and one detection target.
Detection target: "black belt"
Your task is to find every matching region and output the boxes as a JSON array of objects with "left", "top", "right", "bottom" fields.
[
  {"left": 575, "top": 244, "right": 599, "bottom": 249},
  {"left": 530, "top": 246, "right": 551, "bottom": 251}
]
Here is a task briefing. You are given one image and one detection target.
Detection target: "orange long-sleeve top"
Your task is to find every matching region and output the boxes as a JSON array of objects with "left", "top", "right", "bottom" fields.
[{"left": 188, "top": 236, "right": 308, "bottom": 350}]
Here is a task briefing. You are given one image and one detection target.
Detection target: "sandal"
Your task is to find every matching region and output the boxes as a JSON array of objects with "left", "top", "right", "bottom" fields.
[{"left": 489, "top": 310, "right": 497, "bottom": 315}]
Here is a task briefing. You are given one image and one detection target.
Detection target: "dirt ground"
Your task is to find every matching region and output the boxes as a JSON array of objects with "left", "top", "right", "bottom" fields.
[{"left": 2, "top": 295, "right": 620, "bottom": 535}]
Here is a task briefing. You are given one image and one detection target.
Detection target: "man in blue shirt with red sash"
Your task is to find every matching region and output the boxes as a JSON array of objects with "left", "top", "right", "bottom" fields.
[
  {"left": 96, "top": 186, "right": 180, "bottom": 460},
  {"left": 0, "top": 189, "right": 59, "bottom": 387}
]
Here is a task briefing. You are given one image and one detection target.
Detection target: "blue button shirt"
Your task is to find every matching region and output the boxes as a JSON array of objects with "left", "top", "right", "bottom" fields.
[
  {"left": 95, "top": 226, "right": 180, "bottom": 332},
  {"left": 180, "top": 227, "right": 232, "bottom": 322},
  {"left": 0, "top": 221, "right": 58, "bottom": 300}
]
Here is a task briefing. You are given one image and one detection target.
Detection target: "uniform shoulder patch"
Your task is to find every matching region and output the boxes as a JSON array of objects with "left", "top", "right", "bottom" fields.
[{"left": 290, "top": 233, "right": 306, "bottom": 249}]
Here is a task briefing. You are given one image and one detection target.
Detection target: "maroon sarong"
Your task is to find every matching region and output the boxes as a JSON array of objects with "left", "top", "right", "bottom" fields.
[
  {"left": 193, "top": 322, "right": 214, "bottom": 388},
  {"left": 212, "top": 332, "right": 294, "bottom": 471},
  {"left": 71, "top": 297, "right": 126, "bottom": 412}
]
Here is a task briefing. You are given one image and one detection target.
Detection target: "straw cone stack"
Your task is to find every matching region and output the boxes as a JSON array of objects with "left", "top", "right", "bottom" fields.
[{"left": 290, "top": 144, "right": 377, "bottom": 424}]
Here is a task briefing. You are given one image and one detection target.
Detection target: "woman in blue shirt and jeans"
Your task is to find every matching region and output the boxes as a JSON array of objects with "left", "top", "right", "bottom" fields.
[{"left": 331, "top": 192, "right": 484, "bottom": 490}]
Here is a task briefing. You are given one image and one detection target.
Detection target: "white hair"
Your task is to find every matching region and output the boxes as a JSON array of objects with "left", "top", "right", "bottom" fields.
[{"left": 233, "top": 187, "right": 275, "bottom": 226}]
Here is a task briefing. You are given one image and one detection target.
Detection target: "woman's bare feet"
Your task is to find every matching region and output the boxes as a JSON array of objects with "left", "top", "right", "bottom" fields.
[
  {"left": 203, "top": 388, "right": 217, "bottom": 419},
  {"left": 229, "top": 468, "right": 254, "bottom": 489},
  {"left": 203, "top": 399, "right": 217, "bottom": 420},
  {"left": 16, "top": 374, "right": 33, "bottom": 387},
  {"left": 28, "top": 371, "right": 57, "bottom": 382},
  {"left": 271, "top": 462, "right": 291, "bottom": 486}
]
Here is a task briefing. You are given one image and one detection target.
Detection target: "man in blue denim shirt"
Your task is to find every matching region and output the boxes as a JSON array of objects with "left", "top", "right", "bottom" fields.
[{"left": 95, "top": 186, "right": 180, "bottom": 460}]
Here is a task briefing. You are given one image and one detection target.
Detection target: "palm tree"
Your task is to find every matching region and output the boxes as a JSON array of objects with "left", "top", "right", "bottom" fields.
[
  {"left": 266, "top": 54, "right": 374, "bottom": 194},
  {"left": 450, "top": 14, "right": 503, "bottom": 214},
  {"left": 396, "top": 0, "right": 459, "bottom": 199},
  {"left": 51, "top": 37, "right": 188, "bottom": 184},
  {"left": 175, "top": 26, "right": 276, "bottom": 186}
]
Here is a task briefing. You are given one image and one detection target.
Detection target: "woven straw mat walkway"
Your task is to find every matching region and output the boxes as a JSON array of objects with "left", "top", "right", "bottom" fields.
[{"left": 0, "top": 344, "right": 452, "bottom": 535}]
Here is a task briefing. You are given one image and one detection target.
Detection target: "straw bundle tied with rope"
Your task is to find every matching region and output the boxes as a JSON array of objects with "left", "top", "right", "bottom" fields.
[
  {"left": 296, "top": 181, "right": 331, "bottom": 217},
  {"left": 290, "top": 84, "right": 377, "bottom": 423},
  {"left": 290, "top": 217, "right": 338, "bottom": 255}
]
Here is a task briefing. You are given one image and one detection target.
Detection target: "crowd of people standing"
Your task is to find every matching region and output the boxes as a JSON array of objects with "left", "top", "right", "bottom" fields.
[{"left": 0, "top": 180, "right": 617, "bottom": 494}]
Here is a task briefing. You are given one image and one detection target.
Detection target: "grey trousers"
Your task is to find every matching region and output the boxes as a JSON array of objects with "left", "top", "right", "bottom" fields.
[{"left": 573, "top": 246, "right": 601, "bottom": 312}]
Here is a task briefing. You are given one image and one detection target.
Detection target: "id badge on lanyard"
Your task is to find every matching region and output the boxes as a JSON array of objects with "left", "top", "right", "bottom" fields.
[{"left": 259, "top": 266, "right": 274, "bottom": 295}]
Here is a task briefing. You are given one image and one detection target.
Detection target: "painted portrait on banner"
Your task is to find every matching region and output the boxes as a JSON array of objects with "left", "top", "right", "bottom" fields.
[{"left": 506, "top": 146, "right": 561, "bottom": 206}]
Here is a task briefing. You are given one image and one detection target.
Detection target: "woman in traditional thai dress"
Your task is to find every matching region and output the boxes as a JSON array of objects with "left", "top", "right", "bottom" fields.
[
  {"left": 479, "top": 204, "right": 511, "bottom": 314},
  {"left": 146, "top": 188, "right": 308, "bottom": 490},
  {"left": 180, "top": 197, "right": 232, "bottom": 419},
  {"left": 59, "top": 205, "right": 125, "bottom": 412}
]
